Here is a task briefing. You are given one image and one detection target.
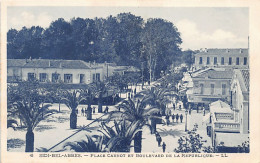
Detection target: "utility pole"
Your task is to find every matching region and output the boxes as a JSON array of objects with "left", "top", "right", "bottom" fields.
[
  {"left": 141, "top": 62, "right": 144, "bottom": 89},
  {"left": 149, "top": 53, "right": 152, "bottom": 85}
]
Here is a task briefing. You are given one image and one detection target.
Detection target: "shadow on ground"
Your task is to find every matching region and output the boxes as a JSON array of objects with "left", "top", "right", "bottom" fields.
[
  {"left": 35, "top": 124, "right": 56, "bottom": 132},
  {"left": 7, "top": 138, "right": 25, "bottom": 151},
  {"left": 157, "top": 128, "right": 186, "bottom": 138}
]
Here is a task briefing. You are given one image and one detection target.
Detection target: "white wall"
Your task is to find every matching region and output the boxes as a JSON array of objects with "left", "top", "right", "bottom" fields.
[{"left": 21, "top": 67, "right": 103, "bottom": 84}]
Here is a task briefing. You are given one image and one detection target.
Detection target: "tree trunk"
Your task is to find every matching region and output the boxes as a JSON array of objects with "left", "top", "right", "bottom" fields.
[
  {"left": 58, "top": 99, "right": 61, "bottom": 112},
  {"left": 87, "top": 105, "right": 92, "bottom": 120},
  {"left": 161, "top": 105, "right": 166, "bottom": 116},
  {"left": 151, "top": 118, "right": 157, "bottom": 134},
  {"left": 134, "top": 131, "right": 142, "bottom": 153},
  {"left": 70, "top": 111, "right": 77, "bottom": 129},
  {"left": 98, "top": 94, "right": 103, "bottom": 113},
  {"left": 25, "top": 130, "right": 34, "bottom": 152}
]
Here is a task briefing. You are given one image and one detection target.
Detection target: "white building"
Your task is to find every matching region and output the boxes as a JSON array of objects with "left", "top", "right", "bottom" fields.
[
  {"left": 8, "top": 59, "right": 104, "bottom": 84},
  {"left": 193, "top": 48, "right": 249, "bottom": 71}
]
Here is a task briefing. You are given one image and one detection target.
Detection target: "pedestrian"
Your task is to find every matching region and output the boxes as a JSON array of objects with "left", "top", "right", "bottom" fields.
[
  {"left": 105, "top": 106, "right": 109, "bottom": 113},
  {"left": 168, "top": 109, "right": 172, "bottom": 116},
  {"left": 166, "top": 115, "right": 170, "bottom": 126},
  {"left": 156, "top": 135, "right": 162, "bottom": 147},
  {"left": 180, "top": 114, "right": 183, "bottom": 123},
  {"left": 173, "top": 103, "right": 175, "bottom": 110},
  {"left": 179, "top": 103, "right": 182, "bottom": 110},
  {"left": 176, "top": 114, "right": 179, "bottom": 123},
  {"left": 84, "top": 108, "right": 87, "bottom": 117},
  {"left": 172, "top": 114, "right": 175, "bottom": 123},
  {"left": 81, "top": 108, "right": 84, "bottom": 116},
  {"left": 162, "top": 142, "right": 166, "bottom": 153},
  {"left": 203, "top": 106, "right": 205, "bottom": 116},
  {"left": 93, "top": 107, "right": 96, "bottom": 114},
  {"left": 134, "top": 88, "right": 136, "bottom": 95},
  {"left": 197, "top": 106, "right": 199, "bottom": 113}
]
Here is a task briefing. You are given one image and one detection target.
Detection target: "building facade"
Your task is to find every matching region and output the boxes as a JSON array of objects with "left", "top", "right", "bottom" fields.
[
  {"left": 230, "top": 69, "right": 249, "bottom": 134},
  {"left": 7, "top": 59, "right": 104, "bottom": 84},
  {"left": 186, "top": 68, "right": 233, "bottom": 107},
  {"left": 193, "top": 48, "right": 249, "bottom": 70}
]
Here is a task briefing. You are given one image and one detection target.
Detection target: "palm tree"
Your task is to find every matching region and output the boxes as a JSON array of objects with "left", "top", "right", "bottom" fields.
[
  {"left": 139, "top": 86, "right": 176, "bottom": 134},
  {"left": 90, "top": 81, "right": 109, "bottom": 113},
  {"left": 62, "top": 90, "right": 85, "bottom": 129},
  {"left": 99, "top": 120, "right": 142, "bottom": 152},
  {"left": 10, "top": 101, "right": 56, "bottom": 152},
  {"left": 82, "top": 88, "right": 94, "bottom": 120},
  {"left": 7, "top": 81, "right": 57, "bottom": 152},
  {"left": 141, "top": 86, "right": 172, "bottom": 116},
  {"left": 107, "top": 98, "right": 159, "bottom": 153},
  {"left": 64, "top": 134, "right": 105, "bottom": 152}
]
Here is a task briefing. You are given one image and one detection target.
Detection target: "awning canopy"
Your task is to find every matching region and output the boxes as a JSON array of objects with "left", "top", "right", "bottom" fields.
[{"left": 210, "top": 100, "right": 232, "bottom": 113}]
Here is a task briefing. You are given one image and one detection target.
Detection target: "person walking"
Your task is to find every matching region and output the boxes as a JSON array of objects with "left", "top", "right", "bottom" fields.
[
  {"left": 203, "top": 106, "right": 205, "bottom": 116},
  {"left": 156, "top": 134, "right": 162, "bottom": 147},
  {"left": 93, "top": 107, "right": 96, "bottom": 114},
  {"left": 176, "top": 114, "right": 179, "bottom": 123},
  {"left": 81, "top": 108, "right": 84, "bottom": 116},
  {"left": 173, "top": 103, "right": 175, "bottom": 110},
  {"left": 166, "top": 115, "right": 170, "bottom": 126},
  {"left": 104, "top": 106, "right": 109, "bottom": 113},
  {"left": 84, "top": 108, "right": 87, "bottom": 117},
  {"left": 180, "top": 114, "right": 183, "bottom": 123},
  {"left": 162, "top": 142, "right": 166, "bottom": 153},
  {"left": 172, "top": 114, "right": 175, "bottom": 123}
]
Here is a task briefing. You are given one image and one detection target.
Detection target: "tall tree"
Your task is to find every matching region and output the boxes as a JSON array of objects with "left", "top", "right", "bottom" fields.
[
  {"left": 141, "top": 18, "right": 182, "bottom": 82},
  {"left": 7, "top": 81, "right": 57, "bottom": 152},
  {"left": 61, "top": 90, "right": 85, "bottom": 129}
]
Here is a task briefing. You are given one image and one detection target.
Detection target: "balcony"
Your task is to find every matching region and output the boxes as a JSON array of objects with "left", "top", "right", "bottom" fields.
[{"left": 214, "top": 122, "right": 240, "bottom": 133}]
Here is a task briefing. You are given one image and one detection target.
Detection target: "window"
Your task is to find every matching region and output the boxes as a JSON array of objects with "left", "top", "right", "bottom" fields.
[
  {"left": 200, "top": 83, "right": 204, "bottom": 94},
  {"left": 199, "top": 57, "right": 203, "bottom": 64},
  {"left": 222, "top": 84, "right": 226, "bottom": 95},
  {"left": 214, "top": 57, "right": 217, "bottom": 65},
  {"left": 236, "top": 57, "right": 240, "bottom": 65},
  {"left": 96, "top": 73, "right": 100, "bottom": 82},
  {"left": 244, "top": 57, "right": 247, "bottom": 65},
  {"left": 52, "top": 73, "right": 60, "bottom": 83},
  {"left": 64, "top": 74, "right": 73, "bottom": 83},
  {"left": 221, "top": 57, "right": 224, "bottom": 65},
  {"left": 28, "top": 73, "right": 35, "bottom": 81},
  {"left": 80, "top": 74, "right": 85, "bottom": 83},
  {"left": 207, "top": 57, "right": 210, "bottom": 65},
  {"left": 39, "top": 73, "right": 47, "bottom": 82},
  {"left": 229, "top": 57, "right": 232, "bottom": 65},
  {"left": 210, "top": 84, "right": 215, "bottom": 95}
]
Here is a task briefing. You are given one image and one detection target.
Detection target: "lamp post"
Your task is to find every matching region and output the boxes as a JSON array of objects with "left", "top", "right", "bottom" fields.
[{"left": 185, "top": 109, "right": 188, "bottom": 132}]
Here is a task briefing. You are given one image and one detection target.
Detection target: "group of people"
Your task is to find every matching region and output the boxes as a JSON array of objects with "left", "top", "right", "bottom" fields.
[
  {"left": 80, "top": 106, "right": 97, "bottom": 116},
  {"left": 165, "top": 113, "right": 184, "bottom": 125},
  {"left": 155, "top": 131, "right": 166, "bottom": 153}
]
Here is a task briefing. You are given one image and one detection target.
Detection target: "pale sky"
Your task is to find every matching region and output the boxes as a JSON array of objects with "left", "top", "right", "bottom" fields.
[{"left": 7, "top": 7, "right": 249, "bottom": 50}]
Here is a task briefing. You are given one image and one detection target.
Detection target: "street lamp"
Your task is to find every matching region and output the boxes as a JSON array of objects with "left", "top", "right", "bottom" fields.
[{"left": 185, "top": 109, "right": 188, "bottom": 132}]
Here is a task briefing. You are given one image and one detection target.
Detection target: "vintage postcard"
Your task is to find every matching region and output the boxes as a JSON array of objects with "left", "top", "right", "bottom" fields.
[{"left": 1, "top": 0, "right": 260, "bottom": 163}]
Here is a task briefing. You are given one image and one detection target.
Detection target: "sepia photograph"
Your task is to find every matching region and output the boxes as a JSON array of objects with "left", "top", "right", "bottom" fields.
[{"left": 1, "top": 1, "right": 260, "bottom": 162}]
